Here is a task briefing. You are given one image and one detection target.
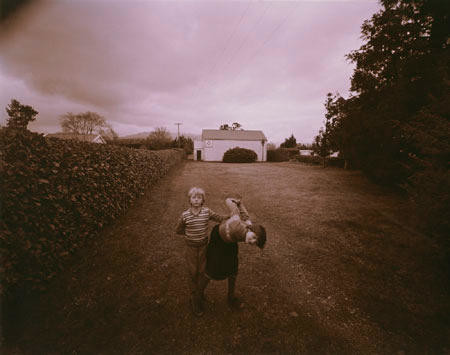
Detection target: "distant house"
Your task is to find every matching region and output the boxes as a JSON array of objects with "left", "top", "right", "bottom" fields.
[
  {"left": 299, "top": 149, "right": 314, "bottom": 156},
  {"left": 194, "top": 129, "right": 267, "bottom": 162},
  {"left": 299, "top": 149, "right": 339, "bottom": 158},
  {"left": 45, "top": 133, "right": 107, "bottom": 144}
]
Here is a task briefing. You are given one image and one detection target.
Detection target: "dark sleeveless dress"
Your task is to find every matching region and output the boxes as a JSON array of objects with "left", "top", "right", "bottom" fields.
[{"left": 205, "top": 224, "right": 238, "bottom": 280}]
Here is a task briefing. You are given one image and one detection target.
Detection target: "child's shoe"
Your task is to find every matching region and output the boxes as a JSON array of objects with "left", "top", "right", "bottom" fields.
[
  {"left": 191, "top": 297, "right": 204, "bottom": 317},
  {"left": 227, "top": 296, "right": 243, "bottom": 310}
]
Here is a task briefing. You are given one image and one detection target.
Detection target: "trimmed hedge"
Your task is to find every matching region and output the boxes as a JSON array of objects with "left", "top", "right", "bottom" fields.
[
  {"left": 267, "top": 149, "right": 290, "bottom": 162},
  {"left": 296, "top": 155, "right": 322, "bottom": 165},
  {"left": 295, "top": 155, "right": 345, "bottom": 167},
  {"left": 0, "top": 128, "right": 184, "bottom": 299},
  {"left": 223, "top": 147, "right": 257, "bottom": 163}
]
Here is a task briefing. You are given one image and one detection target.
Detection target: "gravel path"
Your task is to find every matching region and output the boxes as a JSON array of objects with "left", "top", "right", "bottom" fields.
[{"left": 5, "top": 161, "right": 449, "bottom": 354}]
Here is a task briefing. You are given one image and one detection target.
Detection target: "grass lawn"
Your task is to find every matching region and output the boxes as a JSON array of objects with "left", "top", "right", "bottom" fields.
[{"left": 4, "top": 161, "right": 449, "bottom": 354}]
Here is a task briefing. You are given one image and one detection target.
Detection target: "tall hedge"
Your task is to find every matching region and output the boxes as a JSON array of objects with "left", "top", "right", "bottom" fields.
[{"left": 0, "top": 128, "right": 184, "bottom": 299}]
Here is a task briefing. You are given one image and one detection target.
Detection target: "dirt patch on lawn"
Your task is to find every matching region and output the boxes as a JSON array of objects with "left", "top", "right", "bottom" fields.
[{"left": 3, "top": 161, "right": 449, "bottom": 354}]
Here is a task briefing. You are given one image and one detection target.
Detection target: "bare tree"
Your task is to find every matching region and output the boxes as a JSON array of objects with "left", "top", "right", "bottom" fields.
[
  {"left": 98, "top": 123, "right": 118, "bottom": 140},
  {"left": 266, "top": 142, "right": 277, "bottom": 150},
  {"left": 147, "top": 127, "right": 172, "bottom": 149},
  {"left": 60, "top": 111, "right": 107, "bottom": 135}
]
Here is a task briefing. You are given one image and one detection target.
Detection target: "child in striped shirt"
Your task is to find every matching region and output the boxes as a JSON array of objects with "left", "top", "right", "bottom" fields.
[{"left": 176, "top": 187, "right": 227, "bottom": 316}]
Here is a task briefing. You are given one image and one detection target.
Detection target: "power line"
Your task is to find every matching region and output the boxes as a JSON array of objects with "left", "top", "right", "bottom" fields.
[
  {"left": 221, "top": 1, "right": 273, "bottom": 75},
  {"left": 199, "top": 1, "right": 273, "bottom": 100},
  {"left": 190, "top": 1, "right": 253, "bottom": 104},
  {"left": 223, "top": 1, "right": 301, "bottom": 100}
]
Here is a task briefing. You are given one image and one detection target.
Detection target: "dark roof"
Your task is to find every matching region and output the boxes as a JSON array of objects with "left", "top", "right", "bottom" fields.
[{"left": 202, "top": 129, "right": 267, "bottom": 141}]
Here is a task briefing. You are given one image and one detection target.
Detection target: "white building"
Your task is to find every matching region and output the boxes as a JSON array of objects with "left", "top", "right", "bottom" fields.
[
  {"left": 194, "top": 129, "right": 268, "bottom": 162},
  {"left": 299, "top": 149, "right": 314, "bottom": 156}
]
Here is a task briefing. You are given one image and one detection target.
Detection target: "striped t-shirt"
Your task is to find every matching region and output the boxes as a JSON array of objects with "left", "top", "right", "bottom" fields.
[{"left": 177, "top": 207, "right": 225, "bottom": 246}]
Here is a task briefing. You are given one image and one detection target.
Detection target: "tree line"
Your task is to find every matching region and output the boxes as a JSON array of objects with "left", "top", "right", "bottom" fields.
[
  {"left": 113, "top": 127, "right": 193, "bottom": 154},
  {"left": 2, "top": 99, "right": 193, "bottom": 154},
  {"left": 313, "top": 0, "right": 449, "bottom": 237}
]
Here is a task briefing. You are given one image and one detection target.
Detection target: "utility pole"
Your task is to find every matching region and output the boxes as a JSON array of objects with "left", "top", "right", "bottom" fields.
[{"left": 174, "top": 122, "right": 182, "bottom": 147}]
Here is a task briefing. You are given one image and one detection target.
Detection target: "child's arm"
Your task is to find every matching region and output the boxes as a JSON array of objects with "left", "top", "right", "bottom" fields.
[
  {"left": 209, "top": 208, "right": 229, "bottom": 223},
  {"left": 237, "top": 202, "right": 250, "bottom": 221},
  {"left": 175, "top": 216, "right": 186, "bottom": 235},
  {"left": 230, "top": 199, "right": 250, "bottom": 221}
]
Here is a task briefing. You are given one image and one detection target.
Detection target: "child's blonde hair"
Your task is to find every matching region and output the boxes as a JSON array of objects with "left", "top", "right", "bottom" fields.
[{"left": 188, "top": 187, "right": 205, "bottom": 204}]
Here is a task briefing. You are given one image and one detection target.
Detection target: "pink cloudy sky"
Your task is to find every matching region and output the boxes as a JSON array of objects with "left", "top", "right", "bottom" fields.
[{"left": 0, "top": 0, "right": 380, "bottom": 145}]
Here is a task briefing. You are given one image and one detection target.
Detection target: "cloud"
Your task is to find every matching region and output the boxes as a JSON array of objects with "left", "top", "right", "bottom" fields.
[{"left": 0, "top": 0, "right": 380, "bottom": 143}]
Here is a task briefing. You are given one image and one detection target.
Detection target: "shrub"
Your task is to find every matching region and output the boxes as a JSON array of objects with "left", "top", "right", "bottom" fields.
[
  {"left": 295, "top": 155, "right": 345, "bottom": 167},
  {"left": 267, "top": 149, "right": 289, "bottom": 162},
  {"left": 327, "top": 157, "right": 345, "bottom": 168},
  {"left": 296, "top": 155, "right": 322, "bottom": 165},
  {"left": 222, "top": 147, "right": 257, "bottom": 163},
  {"left": 0, "top": 128, "right": 184, "bottom": 300},
  {"left": 283, "top": 148, "right": 300, "bottom": 158}
]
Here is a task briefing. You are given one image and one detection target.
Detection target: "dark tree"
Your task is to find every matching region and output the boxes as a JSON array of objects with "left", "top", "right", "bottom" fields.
[
  {"left": 314, "top": 0, "right": 450, "bottom": 234},
  {"left": 1, "top": 0, "right": 29, "bottom": 21},
  {"left": 231, "top": 122, "right": 242, "bottom": 130},
  {"left": 280, "top": 134, "right": 297, "bottom": 148},
  {"left": 172, "top": 135, "right": 194, "bottom": 154},
  {"left": 220, "top": 122, "right": 243, "bottom": 130},
  {"left": 6, "top": 99, "right": 38, "bottom": 130},
  {"left": 343, "top": 0, "right": 449, "bottom": 183}
]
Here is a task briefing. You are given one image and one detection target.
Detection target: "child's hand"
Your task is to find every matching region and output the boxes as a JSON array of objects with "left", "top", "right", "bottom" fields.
[{"left": 231, "top": 199, "right": 241, "bottom": 207}]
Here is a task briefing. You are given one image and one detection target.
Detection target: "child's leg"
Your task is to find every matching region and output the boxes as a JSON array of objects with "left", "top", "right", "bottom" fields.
[
  {"left": 227, "top": 275, "right": 237, "bottom": 300},
  {"left": 198, "top": 274, "right": 210, "bottom": 300},
  {"left": 185, "top": 245, "right": 199, "bottom": 299},
  {"left": 186, "top": 244, "right": 207, "bottom": 315},
  {"left": 227, "top": 275, "right": 242, "bottom": 309},
  {"left": 197, "top": 244, "right": 208, "bottom": 299}
]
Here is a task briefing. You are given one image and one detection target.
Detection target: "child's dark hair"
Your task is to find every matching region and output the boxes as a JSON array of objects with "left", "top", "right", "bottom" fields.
[{"left": 249, "top": 224, "right": 266, "bottom": 249}]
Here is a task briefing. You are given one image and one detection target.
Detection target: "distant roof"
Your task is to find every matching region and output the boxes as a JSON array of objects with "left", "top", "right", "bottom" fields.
[
  {"left": 46, "top": 133, "right": 104, "bottom": 142},
  {"left": 202, "top": 129, "right": 267, "bottom": 141}
]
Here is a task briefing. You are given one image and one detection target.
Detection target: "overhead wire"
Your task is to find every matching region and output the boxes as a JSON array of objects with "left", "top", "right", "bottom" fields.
[
  {"left": 223, "top": 1, "right": 301, "bottom": 104},
  {"left": 196, "top": 0, "right": 277, "bottom": 125},
  {"left": 189, "top": 0, "right": 301, "bottom": 127},
  {"left": 214, "top": 1, "right": 273, "bottom": 85},
  {"left": 190, "top": 1, "right": 253, "bottom": 104}
]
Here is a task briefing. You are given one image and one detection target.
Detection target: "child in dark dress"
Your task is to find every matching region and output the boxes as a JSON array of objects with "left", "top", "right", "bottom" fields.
[
  {"left": 202, "top": 198, "right": 266, "bottom": 308},
  {"left": 176, "top": 187, "right": 228, "bottom": 316}
]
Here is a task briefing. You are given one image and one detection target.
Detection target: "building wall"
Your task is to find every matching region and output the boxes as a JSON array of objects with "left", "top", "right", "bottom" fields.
[
  {"left": 193, "top": 140, "right": 203, "bottom": 161},
  {"left": 299, "top": 149, "right": 313, "bottom": 156},
  {"left": 203, "top": 139, "right": 267, "bottom": 161}
]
